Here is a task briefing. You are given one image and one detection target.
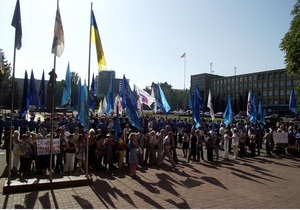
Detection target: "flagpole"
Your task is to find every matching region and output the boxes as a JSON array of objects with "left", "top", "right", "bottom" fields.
[
  {"left": 86, "top": 2, "right": 93, "bottom": 177},
  {"left": 7, "top": 31, "right": 18, "bottom": 186},
  {"left": 184, "top": 53, "right": 186, "bottom": 90}
]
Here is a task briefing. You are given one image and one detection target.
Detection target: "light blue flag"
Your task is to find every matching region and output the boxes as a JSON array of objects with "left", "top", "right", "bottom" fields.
[
  {"left": 189, "top": 89, "right": 193, "bottom": 110},
  {"left": 250, "top": 93, "right": 257, "bottom": 125},
  {"left": 29, "top": 69, "right": 39, "bottom": 108},
  {"left": 106, "top": 74, "right": 115, "bottom": 115},
  {"left": 39, "top": 70, "right": 45, "bottom": 110},
  {"left": 157, "top": 84, "right": 171, "bottom": 115},
  {"left": 77, "top": 77, "right": 81, "bottom": 119},
  {"left": 192, "top": 85, "right": 201, "bottom": 128},
  {"left": 61, "top": 62, "right": 71, "bottom": 107},
  {"left": 223, "top": 96, "right": 233, "bottom": 126},
  {"left": 78, "top": 81, "right": 89, "bottom": 131},
  {"left": 120, "top": 75, "right": 141, "bottom": 130},
  {"left": 258, "top": 97, "right": 266, "bottom": 125},
  {"left": 289, "top": 88, "right": 297, "bottom": 115},
  {"left": 89, "top": 73, "right": 96, "bottom": 111},
  {"left": 21, "top": 70, "right": 30, "bottom": 116},
  {"left": 114, "top": 103, "right": 122, "bottom": 140},
  {"left": 195, "top": 84, "right": 204, "bottom": 110}
]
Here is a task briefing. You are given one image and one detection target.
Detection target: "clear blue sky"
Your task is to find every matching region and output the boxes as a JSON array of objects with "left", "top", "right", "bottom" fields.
[{"left": 0, "top": 0, "right": 296, "bottom": 90}]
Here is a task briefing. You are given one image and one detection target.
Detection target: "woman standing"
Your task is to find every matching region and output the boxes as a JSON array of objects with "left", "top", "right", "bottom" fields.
[
  {"left": 231, "top": 128, "right": 240, "bottom": 159},
  {"left": 19, "top": 134, "right": 34, "bottom": 178},
  {"left": 128, "top": 132, "right": 139, "bottom": 179},
  {"left": 88, "top": 129, "right": 97, "bottom": 169},
  {"left": 182, "top": 131, "right": 190, "bottom": 158},
  {"left": 117, "top": 132, "right": 126, "bottom": 169},
  {"left": 64, "top": 134, "right": 77, "bottom": 174},
  {"left": 223, "top": 129, "right": 231, "bottom": 160},
  {"left": 205, "top": 132, "right": 215, "bottom": 162},
  {"left": 12, "top": 130, "right": 21, "bottom": 174},
  {"left": 76, "top": 134, "right": 86, "bottom": 172}
]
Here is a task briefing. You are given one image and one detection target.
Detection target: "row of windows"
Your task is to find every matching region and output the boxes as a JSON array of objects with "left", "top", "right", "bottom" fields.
[
  {"left": 213, "top": 72, "right": 294, "bottom": 85},
  {"left": 213, "top": 80, "right": 297, "bottom": 90},
  {"left": 213, "top": 87, "right": 293, "bottom": 96}
]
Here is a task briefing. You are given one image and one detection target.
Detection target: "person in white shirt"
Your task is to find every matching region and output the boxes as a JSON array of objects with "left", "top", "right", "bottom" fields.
[
  {"left": 160, "top": 131, "right": 176, "bottom": 169},
  {"left": 231, "top": 128, "right": 240, "bottom": 159}
]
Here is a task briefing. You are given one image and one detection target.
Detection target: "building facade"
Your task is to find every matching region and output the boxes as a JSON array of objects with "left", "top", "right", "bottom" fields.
[{"left": 190, "top": 68, "right": 298, "bottom": 116}]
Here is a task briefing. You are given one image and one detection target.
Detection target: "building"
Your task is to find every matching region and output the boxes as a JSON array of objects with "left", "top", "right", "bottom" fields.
[
  {"left": 96, "top": 70, "right": 124, "bottom": 96},
  {"left": 190, "top": 68, "right": 298, "bottom": 116}
]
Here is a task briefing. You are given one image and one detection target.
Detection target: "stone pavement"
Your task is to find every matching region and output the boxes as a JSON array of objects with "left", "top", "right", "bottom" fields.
[{"left": 0, "top": 147, "right": 299, "bottom": 209}]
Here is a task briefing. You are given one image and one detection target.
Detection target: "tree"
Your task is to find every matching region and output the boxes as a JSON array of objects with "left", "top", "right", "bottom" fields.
[{"left": 280, "top": 0, "right": 300, "bottom": 75}]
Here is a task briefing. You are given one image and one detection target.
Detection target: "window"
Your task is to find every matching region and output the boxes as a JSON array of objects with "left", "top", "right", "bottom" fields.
[
  {"left": 253, "top": 75, "right": 257, "bottom": 80},
  {"left": 249, "top": 75, "right": 252, "bottom": 81},
  {"left": 263, "top": 82, "right": 267, "bottom": 88},
  {"left": 244, "top": 76, "right": 247, "bottom": 82},
  {"left": 249, "top": 84, "right": 252, "bottom": 89},
  {"left": 253, "top": 84, "right": 257, "bottom": 89},
  {"left": 275, "top": 82, "right": 278, "bottom": 87},
  {"left": 268, "top": 90, "right": 273, "bottom": 96},
  {"left": 240, "top": 77, "right": 243, "bottom": 82},
  {"left": 257, "top": 74, "right": 261, "bottom": 80},
  {"left": 274, "top": 99, "right": 278, "bottom": 105},
  {"left": 287, "top": 81, "right": 290, "bottom": 86},
  {"left": 274, "top": 72, "right": 278, "bottom": 78},
  {"left": 224, "top": 79, "right": 226, "bottom": 84},
  {"left": 263, "top": 91, "right": 267, "bottom": 96},
  {"left": 280, "top": 71, "right": 284, "bottom": 78},
  {"left": 258, "top": 83, "right": 262, "bottom": 88},
  {"left": 280, "top": 90, "right": 284, "bottom": 96},
  {"left": 268, "top": 73, "right": 272, "bottom": 79},
  {"left": 280, "top": 81, "right": 284, "bottom": 87},
  {"left": 263, "top": 74, "right": 267, "bottom": 79},
  {"left": 274, "top": 90, "right": 278, "bottom": 96},
  {"left": 220, "top": 80, "right": 223, "bottom": 85},
  {"left": 269, "top": 82, "right": 273, "bottom": 88}
]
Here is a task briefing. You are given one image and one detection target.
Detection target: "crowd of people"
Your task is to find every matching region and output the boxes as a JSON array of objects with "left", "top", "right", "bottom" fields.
[{"left": 0, "top": 111, "right": 299, "bottom": 179}]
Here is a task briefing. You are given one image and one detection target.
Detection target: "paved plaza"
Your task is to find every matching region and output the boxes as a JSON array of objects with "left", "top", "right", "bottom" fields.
[{"left": 0, "top": 147, "right": 299, "bottom": 209}]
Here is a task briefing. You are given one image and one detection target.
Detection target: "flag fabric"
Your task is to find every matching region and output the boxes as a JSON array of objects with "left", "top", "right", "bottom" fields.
[
  {"left": 29, "top": 70, "right": 39, "bottom": 108},
  {"left": 120, "top": 75, "right": 141, "bottom": 130},
  {"left": 157, "top": 84, "right": 171, "bottom": 115},
  {"left": 289, "top": 88, "right": 297, "bottom": 115},
  {"left": 135, "top": 84, "right": 156, "bottom": 108},
  {"left": 258, "top": 97, "right": 266, "bottom": 125},
  {"left": 61, "top": 63, "right": 71, "bottom": 107},
  {"left": 195, "top": 85, "right": 204, "bottom": 110},
  {"left": 0, "top": 50, "right": 4, "bottom": 74},
  {"left": 223, "top": 96, "right": 233, "bottom": 126},
  {"left": 97, "top": 100, "right": 103, "bottom": 115},
  {"left": 106, "top": 74, "right": 115, "bottom": 115},
  {"left": 151, "top": 87, "right": 157, "bottom": 113},
  {"left": 78, "top": 82, "right": 89, "bottom": 131},
  {"left": 114, "top": 103, "right": 122, "bottom": 140},
  {"left": 192, "top": 85, "right": 201, "bottom": 128},
  {"left": 114, "top": 94, "right": 123, "bottom": 115},
  {"left": 21, "top": 70, "right": 30, "bottom": 116},
  {"left": 90, "top": 73, "right": 96, "bottom": 111},
  {"left": 91, "top": 9, "right": 106, "bottom": 71},
  {"left": 180, "top": 52, "right": 186, "bottom": 58},
  {"left": 39, "top": 70, "right": 45, "bottom": 110},
  {"left": 207, "top": 89, "right": 215, "bottom": 120},
  {"left": 102, "top": 96, "right": 107, "bottom": 116},
  {"left": 77, "top": 77, "right": 82, "bottom": 119},
  {"left": 11, "top": 0, "right": 22, "bottom": 50},
  {"left": 189, "top": 89, "right": 193, "bottom": 110},
  {"left": 247, "top": 90, "right": 257, "bottom": 124},
  {"left": 51, "top": 2, "right": 64, "bottom": 57}
]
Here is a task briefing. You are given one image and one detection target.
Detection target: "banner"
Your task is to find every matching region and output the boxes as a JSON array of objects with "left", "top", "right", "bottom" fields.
[{"left": 37, "top": 138, "right": 60, "bottom": 155}]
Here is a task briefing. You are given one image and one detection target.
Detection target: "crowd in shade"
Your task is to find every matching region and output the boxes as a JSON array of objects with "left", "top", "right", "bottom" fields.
[{"left": 1, "top": 110, "right": 299, "bottom": 180}]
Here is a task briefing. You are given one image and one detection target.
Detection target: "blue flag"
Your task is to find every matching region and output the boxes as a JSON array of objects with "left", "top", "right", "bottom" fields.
[
  {"left": 157, "top": 84, "right": 171, "bottom": 115},
  {"left": 114, "top": 103, "right": 122, "bottom": 140},
  {"left": 29, "top": 69, "right": 39, "bottom": 108},
  {"left": 189, "top": 89, "right": 193, "bottom": 110},
  {"left": 77, "top": 77, "right": 82, "bottom": 119},
  {"left": 39, "top": 70, "right": 45, "bottom": 110},
  {"left": 61, "top": 62, "right": 71, "bottom": 107},
  {"left": 89, "top": 73, "right": 96, "bottom": 111},
  {"left": 192, "top": 85, "right": 201, "bottom": 128},
  {"left": 21, "top": 70, "right": 30, "bottom": 116},
  {"left": 250, "top": 93, "right": 257, "bottom": 125},
  {"left": 195, "top": 84, "right": 204, "bottom": 110},
  {"left": 223, "top": 96, "right": 233, "bottom": 126},
  {"left": 289, "top": 88, "right": 297, "bottom": 115},
  {"left": 78, "top": 81, "right": 89, "bottom": 131},
  {"left": 120, "top": 75, "right": 141, "bottom": 130},
  {"left": 106, "top": 74, "right": 115, "bottom": 115},
  {"left": 258, "top": 97, "right": 266, "bottom": 125},
  {"left": 11, "top": 0, "right": 22, "bottom": 50}
]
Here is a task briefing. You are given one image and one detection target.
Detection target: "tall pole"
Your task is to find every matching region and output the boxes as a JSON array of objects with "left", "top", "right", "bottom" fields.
[
  {"left": 49, "top": 55, "right": 56, "bottom": 181},
  {"left": 181, "top": 52, "right": 186, "bottom": 90},
  {"left": 7, "top": 32, "right": 18, "bottom": 185},
  {"left": 86, "top": 2, "right": 93, "bottom": 177}
]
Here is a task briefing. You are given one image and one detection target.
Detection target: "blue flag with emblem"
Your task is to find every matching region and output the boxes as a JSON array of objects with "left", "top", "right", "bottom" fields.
[
  {"left": 258, "top": 97, "right": 266, "bottom": 125},
  {"left": 120, "top": 75, "right": 141, "bottom": 130},
  {"left": 289, "top": 87, "right": 297, "bottom": 115},
  {"left": 223, "top": 95, "right": 233, "bottom": 126},
  {"left": 29, "top": 69, "right": 39, "bottom": 108},
  {"left": 157, "top": 84, "right": 171, "bottom": 115},
  {"left": 89, "top": 73, "right": 96, "bottom": 111},
  {"left": 61, "top": 63, "right": 71, "bottom": 107}
]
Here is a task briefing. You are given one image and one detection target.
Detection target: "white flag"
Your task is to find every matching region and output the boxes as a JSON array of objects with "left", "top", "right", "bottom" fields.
[
  {"left": 134, "top": 85, "right": 156, "bottom": 108},
  {"left": 51, "top": 3, "right": 64, "bottom": 57},
  {"left": 151, "top": 87, "right": 157, "bottom": 114},
  {"left": 207, "top": 89, "right": 215, "bottom": 120}
]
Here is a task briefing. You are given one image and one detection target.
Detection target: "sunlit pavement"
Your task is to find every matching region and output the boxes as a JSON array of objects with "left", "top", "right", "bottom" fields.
[{"left": 0, "top": 147, "right": 299, "bottom": 209}]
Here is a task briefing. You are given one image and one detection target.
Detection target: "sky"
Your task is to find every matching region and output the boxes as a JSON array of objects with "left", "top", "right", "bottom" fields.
[{"left": 0, "top": 0, "right": 296, "bottom": 90}]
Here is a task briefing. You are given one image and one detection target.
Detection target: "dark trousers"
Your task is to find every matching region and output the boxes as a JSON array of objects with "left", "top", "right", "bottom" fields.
[
  {"left": 196, "top": 146, "right": 204, "bottom": 161},
  {"left": 207, "top": 148, "right": 214, "bottom": 162}
]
